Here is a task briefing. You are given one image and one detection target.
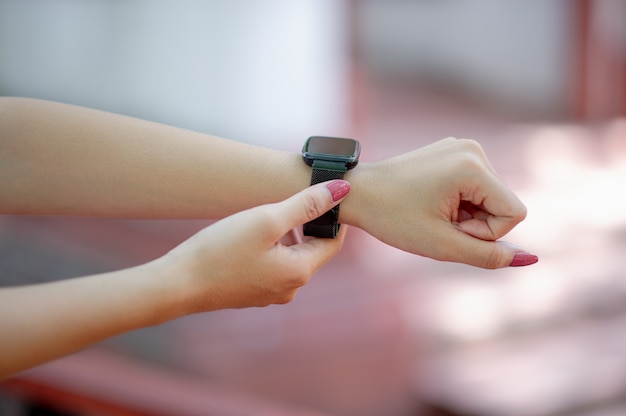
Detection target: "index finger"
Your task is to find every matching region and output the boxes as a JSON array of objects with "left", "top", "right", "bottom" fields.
[{"left": 457, "top": 171, "right": 527, "bottom": 241}]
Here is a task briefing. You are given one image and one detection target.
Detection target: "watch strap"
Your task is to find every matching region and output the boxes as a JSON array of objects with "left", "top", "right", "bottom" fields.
[{"left": 303, "top": 160, "right": 347, "bottom": 238}]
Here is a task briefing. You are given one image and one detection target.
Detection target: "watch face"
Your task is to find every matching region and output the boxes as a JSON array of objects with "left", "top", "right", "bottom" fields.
[
  {"left": 302, "top": 136, "right": 360, "bottom": 169},
  {"left": 306, "top": 136, "right": 358, "bottom": 156}
]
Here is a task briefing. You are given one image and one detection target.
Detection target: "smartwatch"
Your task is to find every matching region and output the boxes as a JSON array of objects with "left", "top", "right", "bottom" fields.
[{"left": 302, "top": 136, "right": 361, "bottom": 238}]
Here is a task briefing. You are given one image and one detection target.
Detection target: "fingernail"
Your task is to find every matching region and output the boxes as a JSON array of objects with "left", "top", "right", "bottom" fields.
[
  {"left": 509, "top": 251, "right": 539, "bottom": 267},
  {"left": 325, "top": 180, "right": 351, "bottom": 202}
]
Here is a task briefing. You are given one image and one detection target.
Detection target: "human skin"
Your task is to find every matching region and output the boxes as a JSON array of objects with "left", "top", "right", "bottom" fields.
[
  {"left": 0, "top": 180, "right": 350, "bottom": 379},
  {"left": 0, "top": 97, "right": 533, "bottom": 268},
  {"left": 0, "top": 97, "right": 536, "bottom": 378}
]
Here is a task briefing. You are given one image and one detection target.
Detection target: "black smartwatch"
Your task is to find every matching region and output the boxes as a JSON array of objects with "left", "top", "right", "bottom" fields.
[{"left": 302, "top": 136, "right": 361, "bottom": 238}]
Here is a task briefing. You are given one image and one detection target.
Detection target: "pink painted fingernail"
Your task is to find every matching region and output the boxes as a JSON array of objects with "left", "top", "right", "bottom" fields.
[
  {"left": 325, "top": 180, "right": 351, "bottom": 202},
  {"left": 509, "top": 251, "right": 539, "bottom": 267}
]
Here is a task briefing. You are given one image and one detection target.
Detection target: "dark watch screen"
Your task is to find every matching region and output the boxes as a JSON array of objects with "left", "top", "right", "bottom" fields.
[{"left": 306, "top": 136, "right": 357, "bottom": 156}]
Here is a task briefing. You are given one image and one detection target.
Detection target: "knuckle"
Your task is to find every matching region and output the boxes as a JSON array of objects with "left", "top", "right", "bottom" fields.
[
  {"left": 457, "top": 138, "right": 488, "bottom": 162},
  {"left": 302, "top": 193, "right": 326, "bottom": 221},
  {"left": 271, "top": 269, "right": 310, "bottom": 305},
  {"left": 274, "top": 290, "right": 297, "bottom": 305},
  {"left": 457, "top": 137, "right": 480, "bottom": 147},
  {"left": 457, "top": 138, "right": 483, "bottom": 153},
  {"left": 285, "top": 268, "right": 311, "bottom": 289},
  {"left": 483, "top": 246, "right": 506, "bottom": 269},
  {"left": 456, "top": 151, "right": 484, "bottom": 174},
  {"left": 516, "top": 204, "right": 528, "bottom": 222},
  {"left": 441, "top": 136, "right": 459, "bottom": 144},
  {"left": 256, "top": 205, "right": 282, "bottom": 229}
]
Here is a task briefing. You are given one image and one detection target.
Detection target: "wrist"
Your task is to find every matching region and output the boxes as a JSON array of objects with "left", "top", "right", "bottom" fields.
[
  {"left": 339, "top": 161, "right": 376, "bottom": 229},
  {"left": 137, "top": 257, "right": 191, "bottom": 322}
]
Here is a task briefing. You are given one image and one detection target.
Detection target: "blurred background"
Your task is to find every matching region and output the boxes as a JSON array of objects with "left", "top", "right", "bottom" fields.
[{"left": 0, "top": 0, "right": 625, "bottom": 415}]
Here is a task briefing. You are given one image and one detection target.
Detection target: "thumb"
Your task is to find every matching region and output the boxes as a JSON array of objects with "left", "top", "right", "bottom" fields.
[
  {"left": 278, "top": 180, "right": 351, "bottom": 231},
  {"left": 443, "top": 227, "right": 538, "bottom": 269}
]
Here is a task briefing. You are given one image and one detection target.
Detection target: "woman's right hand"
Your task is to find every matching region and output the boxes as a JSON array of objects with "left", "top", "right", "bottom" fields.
[{"left": 161, "top": 180, "right": 351, "bottom": 314}]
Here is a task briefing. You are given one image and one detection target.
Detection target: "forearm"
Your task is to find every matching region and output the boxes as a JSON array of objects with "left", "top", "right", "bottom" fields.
[
  {"left": 0, "top": 97, "right": 311, "bottom": 218},
  {"left": 0, "top": 259, "right": 183, "bottom": 379},
  {"left": 0, "top": 181, "right": 350, "bottom": 380}
]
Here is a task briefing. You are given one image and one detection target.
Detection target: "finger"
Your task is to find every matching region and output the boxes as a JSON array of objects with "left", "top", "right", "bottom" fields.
[
  {"left": 458, "top": 172, "right": 527, "bottom": 241},
  {"left": 441, "top": 226, "right": 537, "bottom": 269},
  {"left": 275, "top": 180, "right": 351, "bottom": 234},
  {"left": 291, "top": 223, "right": 348, "bottom": 274}
]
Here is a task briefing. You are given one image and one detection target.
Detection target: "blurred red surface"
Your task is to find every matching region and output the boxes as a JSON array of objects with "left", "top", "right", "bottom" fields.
[{"left": 2, "top": 2, "right": 626, "bottom": 415}]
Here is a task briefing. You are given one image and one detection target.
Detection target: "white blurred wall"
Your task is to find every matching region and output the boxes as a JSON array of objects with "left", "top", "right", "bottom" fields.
[{"left": 0, "top": 0, "right": 350, "bottom": 148}]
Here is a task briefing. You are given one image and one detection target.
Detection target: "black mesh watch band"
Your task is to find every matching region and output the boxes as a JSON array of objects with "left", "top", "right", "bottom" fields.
[{"left": 303, "top": 160, "right": 347, "bottom": 238}]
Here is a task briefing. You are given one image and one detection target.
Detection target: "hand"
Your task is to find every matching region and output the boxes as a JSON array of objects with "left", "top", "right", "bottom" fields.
[
  {"left": 347, "top": 138, "right": 537, "bottom": 269},
  {"left": 162, "top": 180, "right": 351, "bottom": 312}
]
